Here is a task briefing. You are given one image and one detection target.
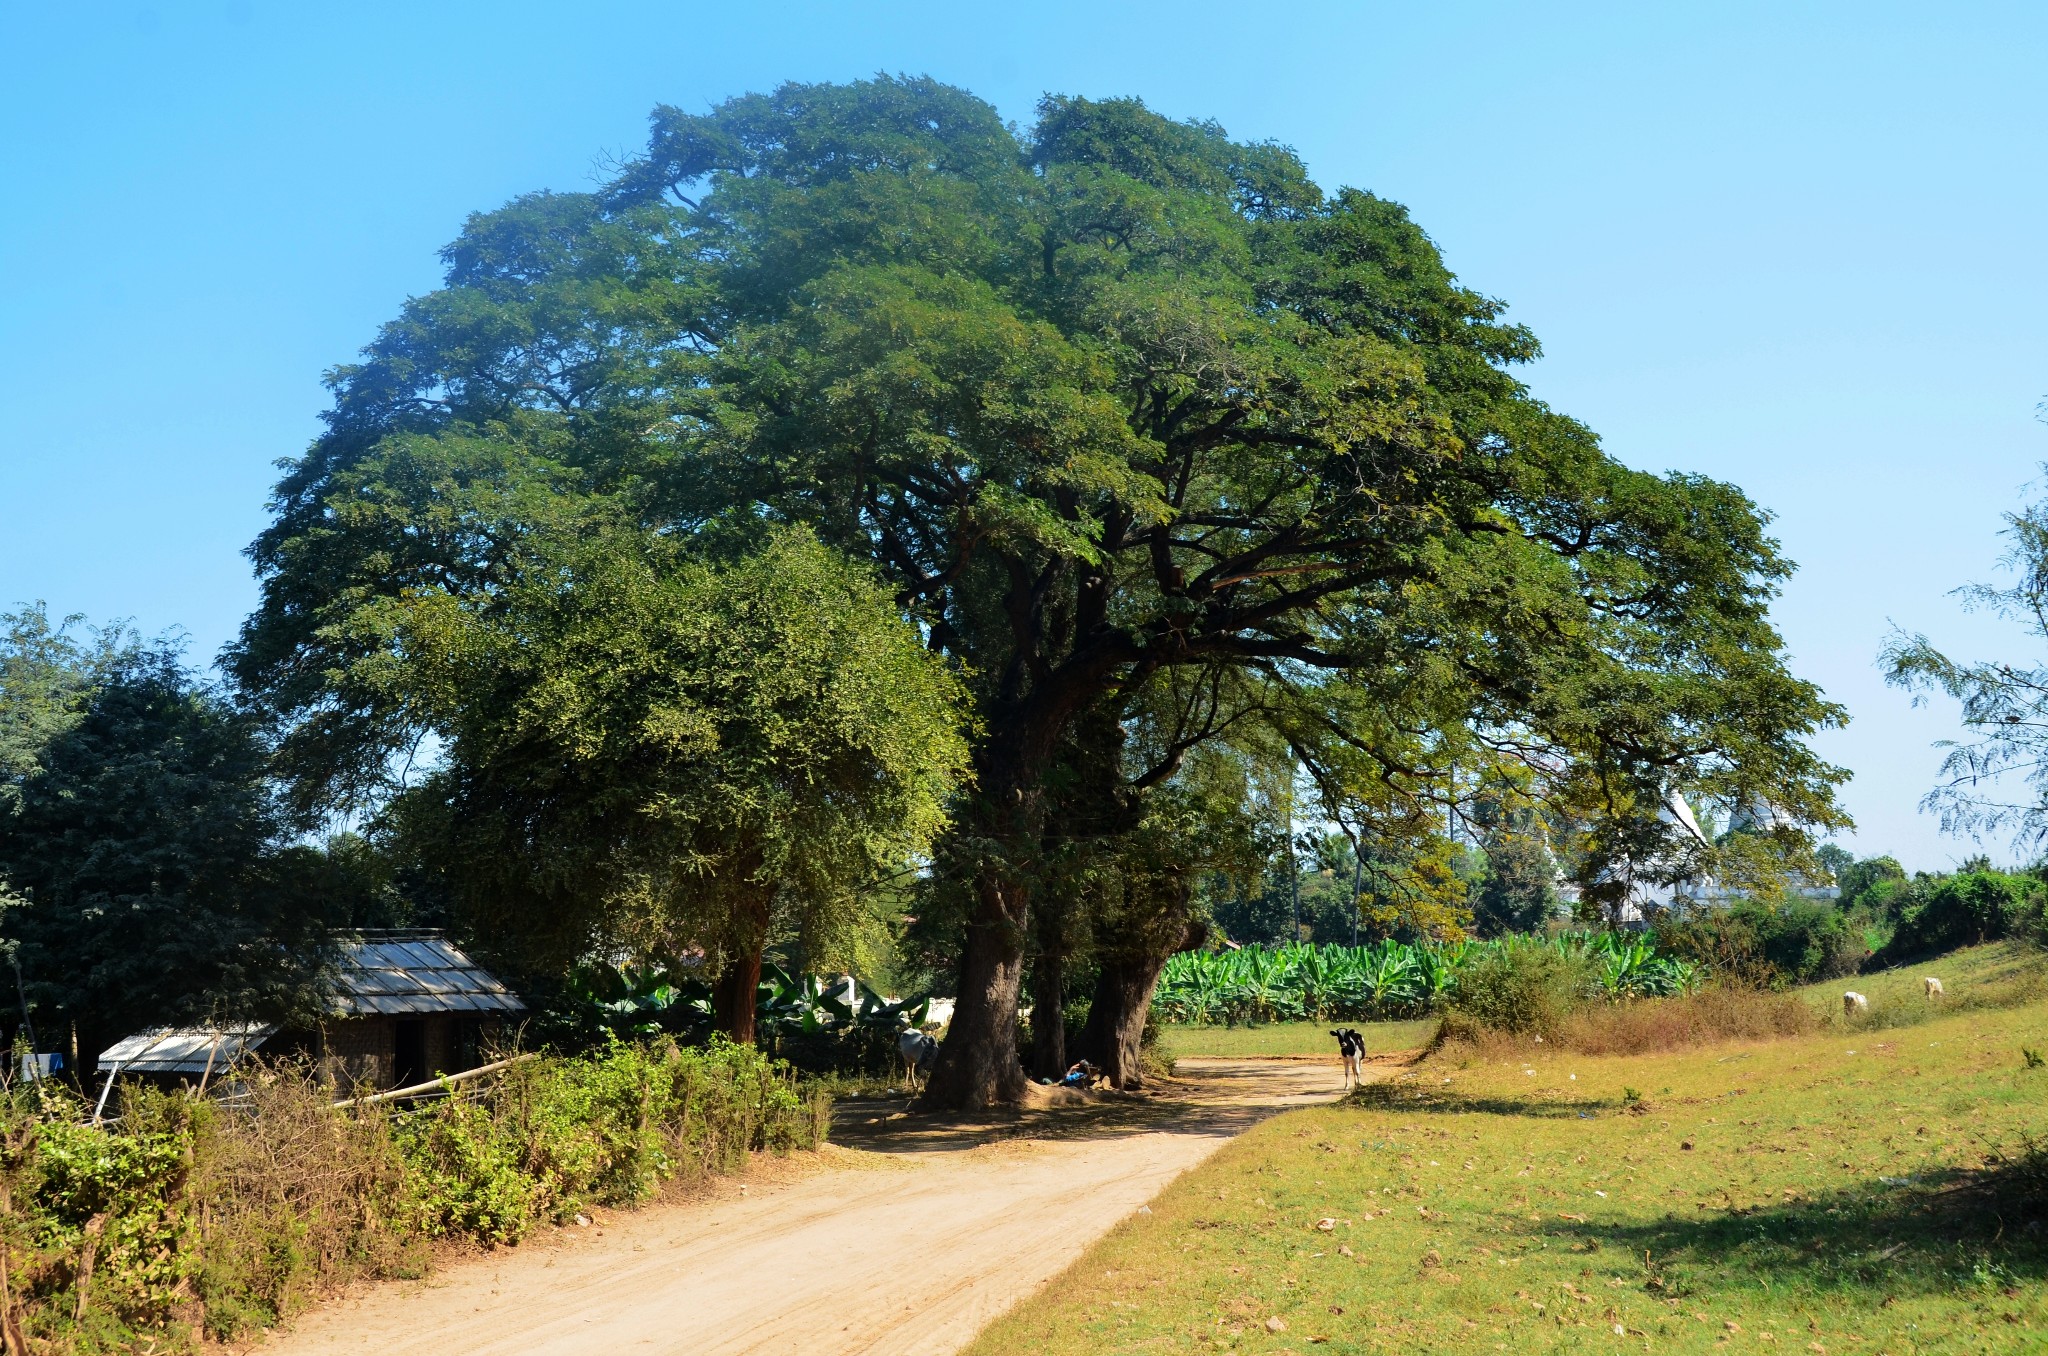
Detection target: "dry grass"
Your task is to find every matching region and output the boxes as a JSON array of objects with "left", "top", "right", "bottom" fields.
[{"left": 1436, "top": 984, "right": 1815, "bottom": 1062}]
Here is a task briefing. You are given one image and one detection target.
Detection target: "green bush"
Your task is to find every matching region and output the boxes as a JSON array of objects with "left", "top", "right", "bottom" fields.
[
  {"left": 1654, "top": 899, "right": 1866, "bottom": 987},
  {"left": 1869, "top": 871, "right": 2042, "bottom": 967},
  {"left": 1443, "top": 940, "right": 1599, "bottom": 1036}
]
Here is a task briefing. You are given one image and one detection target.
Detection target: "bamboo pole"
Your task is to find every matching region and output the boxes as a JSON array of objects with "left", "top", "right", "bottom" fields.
[
  {"left": 194, "top": 1030, "right": 224, "bottom": 1098},
  {"left": 330, "top": 1053, "right": 536, "bottom": 1110}
]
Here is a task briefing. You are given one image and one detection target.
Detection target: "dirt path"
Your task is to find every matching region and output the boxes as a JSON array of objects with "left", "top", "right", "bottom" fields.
[{"left": 262, "top": 1055, "right": 1390, "bottom": 1356}]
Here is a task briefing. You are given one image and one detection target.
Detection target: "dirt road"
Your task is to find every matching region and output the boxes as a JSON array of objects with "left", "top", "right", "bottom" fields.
[{"left": 262, "top": 1055, "right": 1373, "bottom": 1356}]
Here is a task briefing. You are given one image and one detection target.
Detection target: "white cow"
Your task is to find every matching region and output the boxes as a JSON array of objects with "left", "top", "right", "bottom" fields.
[
  {"left": 1924, "top": 977, "right": 1946, "bottom": 999},
  {"left": 897, "top": 1029, "right": 938, "bottom": 1092},
  {"left": 1842, "top": 991, "right": 1870, "bottom": 1016}
]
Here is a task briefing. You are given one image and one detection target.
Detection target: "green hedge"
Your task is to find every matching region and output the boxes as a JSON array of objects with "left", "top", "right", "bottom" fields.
[
  {"left": 1653, "top": 898, "right": 1868, "bottom": 988},
  {"left": 1, "top": 1036, "right": 825, "bottom": 1351},
  {"left": 1868, "top": 870, "right": 2044, "bottom": 968}
]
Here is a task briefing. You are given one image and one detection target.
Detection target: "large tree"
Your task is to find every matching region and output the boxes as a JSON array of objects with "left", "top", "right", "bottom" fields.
[{"left": 235, "top": 78, "right": 1847, "bottom": 1106}]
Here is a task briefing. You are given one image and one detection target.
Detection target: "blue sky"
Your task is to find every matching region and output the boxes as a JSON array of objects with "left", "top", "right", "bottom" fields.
[{"left": 2, "top": 1, "right": 2044, "bottom": 869}]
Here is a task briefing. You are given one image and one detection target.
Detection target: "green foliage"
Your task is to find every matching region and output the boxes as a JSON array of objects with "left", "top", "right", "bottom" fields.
[
  {"left": 543, "top": 957, "right": 929, "bottom": 1064},
  {"left": 1870, "top": 869, "right": 2041, "bottom": 967},
  {"left": 1444, "top": 939, "right": 1600, "bottom": 1036},
  {"left": 1152, "top": 934, "right": 1697, "bottom": 1026},
  {"left": 0, "top": 1037, "right": 820, "bottom": 1350},
  {"left": 1467, "top": 806, "right": 1562, "bottom": 938},
  {"left": 1886, "top": 469, "right": 2048, "bottom": 844},
  {"left": 395, "top": 1039, "right": 820, "bottom": 1244},
  {"left": 0, "top": 635, "right": 330, "bottom": 1060},
  {"left": 371, "top": 520, "right": 971, "bottom": 993},
  {"left": 27, "top": 1095, "right": 196, "bottom": 1331},
  {"left": 0, "top": 604, "right": 118, "bottom": 810},
  {"left": 234, "top": 77, "right": 1848, "bottom": 1100},
  {"left": 1655, "top": 898, "right": 1868, "bottom": 987},
  {"left": 1834, "top": 852, "right": 1906, "bottom": 910}
]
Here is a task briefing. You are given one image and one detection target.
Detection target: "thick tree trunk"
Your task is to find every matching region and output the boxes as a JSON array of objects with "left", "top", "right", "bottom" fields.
[
  {"left": 1082, "top": 915, "right": 1205, "bottom": 1090},
  {"left": 919, "top": 729, "right": 1058, "bottom": 1109},
  {"left": 918, "top": 643, "right": 1121, "bottom": 1109},
  {"left": 712, "top": 943, "right": 763, "bottom": 1045},
  {"left": 1029, "top": 947, "right": 1065, "bottom": 1079},
  {"left": 712, "top": 888, "right": 772, "bottom": 1045},
  {"left": 919, "top": 870, "right": 1032, "bottom": 1107}
]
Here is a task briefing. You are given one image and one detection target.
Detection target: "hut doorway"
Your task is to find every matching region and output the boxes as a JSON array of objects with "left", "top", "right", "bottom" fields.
[{"left": 394, "top": 1019, "right": 427, "bottom": 1089}]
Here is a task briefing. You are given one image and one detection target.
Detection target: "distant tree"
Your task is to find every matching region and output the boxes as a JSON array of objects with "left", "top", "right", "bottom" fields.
[
  {"left": 1814, "top": 842, "right": 1854, "bottom": 885},
  {"left": 0, "top": 641, "right": 325, "bottom": 1067},
  {"left": 0, "top": 604, "right": 113, "bottom": 804},
  {"left": 1468, "top": 808, "right": 1561, "bottom": 937},
  {"left": 1835, "top": 853, "right": 1906, "bottom": 911}
]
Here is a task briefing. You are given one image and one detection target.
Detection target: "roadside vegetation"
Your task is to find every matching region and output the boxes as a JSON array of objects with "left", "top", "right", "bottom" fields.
[
  {"left": 975, "top": 944, "right": 2048, "bottom": 1355},
  {"left": 0, "top": 1039, "right": 820, "bottom": 1353}
]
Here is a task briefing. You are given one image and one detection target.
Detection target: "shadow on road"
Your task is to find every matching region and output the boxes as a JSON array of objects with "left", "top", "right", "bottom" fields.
[{"left": 828, "top": 1055, "right": 1370, "bottom": 1155}]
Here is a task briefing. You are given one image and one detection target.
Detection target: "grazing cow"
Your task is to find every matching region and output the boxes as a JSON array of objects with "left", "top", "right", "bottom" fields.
[
  {"left": 1330, "top": 1028, "right": 1366, "bottom": 1089},
  {"left": 1924, "top": 977, "right": 1946, "bottom": 999},
  {"left": 897, "top": 1029, "right": 938, "bottom": 1092},
  {"left": 1842, "top": 991, "right": 1870, "bottom": 1016}
]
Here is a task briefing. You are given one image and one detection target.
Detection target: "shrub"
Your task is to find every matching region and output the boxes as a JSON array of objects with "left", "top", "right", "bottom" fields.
[
  {"left": 1551, "top": 985, "right": 1815, "bottom": 1055},
  {"left": 1869, "top": 871, "right": 2040, "bottom": 967},
  {"left": 188, "top": 1070, "right": 413, "bottom": 1338},
  {"left": 1444, "top": 941, "right": 1598, "bottom": 1036},
  {"left": 1655, "top": 899, "right": 1866, "bottom": 987}
]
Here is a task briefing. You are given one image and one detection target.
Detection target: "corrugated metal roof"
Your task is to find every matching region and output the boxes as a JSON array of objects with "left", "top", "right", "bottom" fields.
[
  {"left": 96, "top": 934, "right": 524, "bottom": 1070},
  {"left": 98, "top": 1025, "right": 276, "bottom": 1074},
  {"left": 329, "top": 933, "right": 526, "bottom": 1016}
]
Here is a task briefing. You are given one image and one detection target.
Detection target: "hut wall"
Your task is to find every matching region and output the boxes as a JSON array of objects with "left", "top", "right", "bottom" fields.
[{"left": 319, "top": 1017, "right": 392, "bottom": 1091}]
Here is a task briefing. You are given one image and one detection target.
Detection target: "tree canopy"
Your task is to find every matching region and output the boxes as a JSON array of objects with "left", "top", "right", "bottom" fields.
[
  {"left": 365, "top": 521, "right": 971, "bottom": 1038},
  {"left": 235, "top": 77, "right": 1847, "bottom": 1104}
]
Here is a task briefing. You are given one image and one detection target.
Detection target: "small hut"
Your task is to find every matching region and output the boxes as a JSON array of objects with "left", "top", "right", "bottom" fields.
[{"left": 97, "top": 931, "right": 524, "bottom": 1093}]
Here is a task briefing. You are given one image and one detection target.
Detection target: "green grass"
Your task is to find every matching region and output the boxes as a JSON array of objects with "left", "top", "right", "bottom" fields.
[
  {"left": 978, "top": 967, "right": 2048, "bottom": 1354},
  {"left": 1160, "top": 1019, "right": 1440, "bottom": 1060},
  {"left": 1803, "top": 938, "right": 2046, "bottom": 1014}
]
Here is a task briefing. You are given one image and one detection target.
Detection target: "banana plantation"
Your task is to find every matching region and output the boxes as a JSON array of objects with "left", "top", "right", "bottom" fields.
[{"left": 1150, "top": 934, "right": 1702, "bottom": 1025}]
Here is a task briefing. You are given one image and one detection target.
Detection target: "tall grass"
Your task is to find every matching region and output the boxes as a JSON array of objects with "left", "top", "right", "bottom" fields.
[
  {"left": 1153, "top": 934, "right": 1699, "bottom": 1026},
  {"left": 1, "top": 1036, "right": 824, "bottom": 1350}
]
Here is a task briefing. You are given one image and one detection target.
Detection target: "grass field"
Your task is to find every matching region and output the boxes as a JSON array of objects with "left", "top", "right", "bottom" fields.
[
  {"left": 978, "top": 945, "right": 2048, "bottom": 1354},
  {"left": 1161, "top": 1020, "right": 1441, "bottom": 1060}
]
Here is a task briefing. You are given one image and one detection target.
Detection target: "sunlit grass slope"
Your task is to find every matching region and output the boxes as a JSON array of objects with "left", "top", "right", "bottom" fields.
[
  {"left": 977, "top": 958, "right": 2048, "bottom": 1354},
  {"left": 1161, "top": 1020, "right": 1440, "bottom": 1060},
  {"left": 1802, "top": 940, "right": 2046, "bottom": 1023}
]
